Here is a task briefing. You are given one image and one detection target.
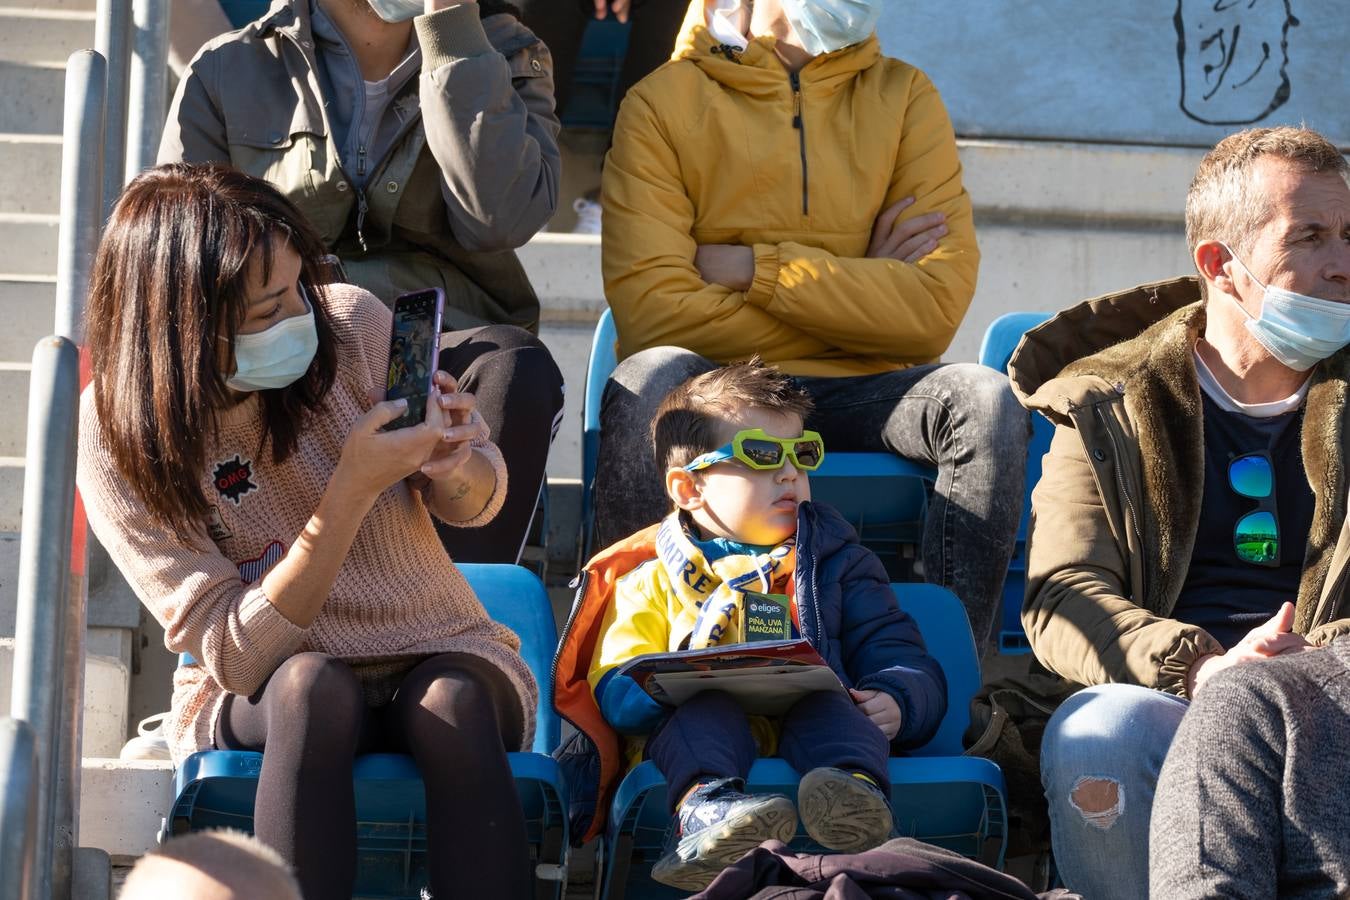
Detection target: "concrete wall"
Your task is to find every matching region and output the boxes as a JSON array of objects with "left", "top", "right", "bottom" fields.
[{"left": 877, "top": 0, "right": 1350, "bottom": 148}]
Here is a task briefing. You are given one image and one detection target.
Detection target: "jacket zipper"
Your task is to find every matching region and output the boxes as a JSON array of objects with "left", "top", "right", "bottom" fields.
[
  {"left": 789, "top": 71, "right": 809, "bottom": 216},
  {"left": 357, "top": 144, "right": 367, "bottom": 177},
  {"left": 277, "top": 28, "right": 369, "bottom": 253},
  {"left": 794, "top": 508, "right": 825, "bottom": 646},
  {"left": 354, "top": 192, "right": 369, "bottom": 252},
  {"left": 1094, "top": 404, "right": 1141, "bottom": 554},
  {"left": 549, "top": 570, "right": 589, "bottom": 734}
]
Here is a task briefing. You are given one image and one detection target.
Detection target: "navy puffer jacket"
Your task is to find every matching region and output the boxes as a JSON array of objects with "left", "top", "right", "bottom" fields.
[{"left": 795, "top": 502, "right": 946, "bottom": 750}]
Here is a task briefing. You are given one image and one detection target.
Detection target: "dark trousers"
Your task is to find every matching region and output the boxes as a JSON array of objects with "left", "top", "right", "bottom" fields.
[
  {"left": 646, "top": 690, "right": 892, "bottom": 812},
  {"left": 517, "top": 0, "right": 688, "bottom": 117},
  {"left": 435, "top": 325, "right": 564, "bottom": 564},
  {"left": 217, "top": 652, "right": 529, "bottom": 900}
]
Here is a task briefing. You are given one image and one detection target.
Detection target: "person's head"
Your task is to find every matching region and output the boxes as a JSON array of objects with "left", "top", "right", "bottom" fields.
[
  {"left": 703, "top": 0, "right": 879, "bottom": 68},
  {"left": 1187, "top": 127, "right": 1350, "bottom": 321},
  {"left": 86, "top": 163, "right": 339, "bottom": 539},
  {"left": 654, "top": 360, "right": 817, "bottom": 546},
  {"left": 119, "top": 830, "right": 301, "bottom": 900}
]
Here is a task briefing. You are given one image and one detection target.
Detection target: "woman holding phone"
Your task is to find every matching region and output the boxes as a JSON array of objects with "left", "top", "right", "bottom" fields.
[{"left": 77, "top": 164, "right": 533, "bottom": 899}]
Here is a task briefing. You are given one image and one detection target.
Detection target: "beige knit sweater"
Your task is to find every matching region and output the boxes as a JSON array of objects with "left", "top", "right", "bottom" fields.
[{"left": 76, "top": 284, "right": 537, "bottom": 763}]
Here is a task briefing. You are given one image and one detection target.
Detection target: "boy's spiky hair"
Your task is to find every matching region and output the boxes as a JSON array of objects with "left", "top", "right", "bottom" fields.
[{"left": 652, "top": 358, "right": 813, "bottom": 472}]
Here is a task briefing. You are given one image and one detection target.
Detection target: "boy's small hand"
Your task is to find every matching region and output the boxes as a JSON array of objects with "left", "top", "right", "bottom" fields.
[{"left": 850, "top": 688, "right": 902, "bottom": 740}]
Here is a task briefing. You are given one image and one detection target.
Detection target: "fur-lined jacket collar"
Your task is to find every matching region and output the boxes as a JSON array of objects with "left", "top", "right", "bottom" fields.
[{"left": 1009, "top": 276, "right": 1350, "bottom": 641}]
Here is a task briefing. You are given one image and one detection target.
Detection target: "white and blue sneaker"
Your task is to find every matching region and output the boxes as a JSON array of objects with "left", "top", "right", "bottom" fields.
[
  {"left": 650, "top": 777, "right": 797, "bottom": 891},
  {"left": 797, "top": 767, "right": 894, "bottom": 852}
]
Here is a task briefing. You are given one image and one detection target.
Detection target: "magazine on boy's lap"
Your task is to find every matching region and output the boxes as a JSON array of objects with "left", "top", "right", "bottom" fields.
[{"left": 615, "top": 640, "right": 849, "bottom": 717}]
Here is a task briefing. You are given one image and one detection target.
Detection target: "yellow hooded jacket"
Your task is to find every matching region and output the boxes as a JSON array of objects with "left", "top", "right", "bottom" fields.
[{"left": 600, "top": 2, "right": 978, "bottom": 377}]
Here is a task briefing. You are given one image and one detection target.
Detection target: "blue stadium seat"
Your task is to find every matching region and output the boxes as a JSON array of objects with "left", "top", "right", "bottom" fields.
[
  {"left": 580, "top": 309, "right": 936, "bottom": 576},
  {"left": 219, "top": 0, "right": 269, "bottom": 28},
  {"left": 977, "top": 312, "right": 1053, "bottom": 655},
  {"left": 598, "top": 583, "right": 1008, "bottom": 900},
  {"left": 166, "top": 565, "right": 569, "bottom": 899}
]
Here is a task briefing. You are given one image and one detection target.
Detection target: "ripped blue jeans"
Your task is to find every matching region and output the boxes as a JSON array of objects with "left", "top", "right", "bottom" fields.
[{"left": 1040, "top": 684, "right": 1189, "bottom": 900}]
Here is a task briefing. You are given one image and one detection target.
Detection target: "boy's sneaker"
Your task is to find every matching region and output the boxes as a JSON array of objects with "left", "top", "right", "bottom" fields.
[
  {"left": 797, "top": 767, "right": 894, "bottom": 852},
  {"left": 651, "top": 777, "right": 797, "bottom": 891}
]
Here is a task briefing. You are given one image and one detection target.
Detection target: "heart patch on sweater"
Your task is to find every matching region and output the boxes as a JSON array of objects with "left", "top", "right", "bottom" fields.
[{"left": 237, "top": 540, "right": 286, "bottom": 584}]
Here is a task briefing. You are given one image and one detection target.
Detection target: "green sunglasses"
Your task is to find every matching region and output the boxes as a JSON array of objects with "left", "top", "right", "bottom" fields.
[
  {"left": 1230, "top": 451, "right": 1279, "bottom": 567},
  {"left": 683, "top": 428, "right": 826, "bottom": 473}
]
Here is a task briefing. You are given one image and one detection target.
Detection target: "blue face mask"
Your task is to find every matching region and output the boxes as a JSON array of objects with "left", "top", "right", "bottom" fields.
[
  {"left": 1222, "top": 246, "right": 1350, "bottom": 372},
  {"left": 780, "top": 0, "right": 880, "bottom": 56},
  {"left": 227, "top": 285, "right": 319, "bottom": 392},
  {"left": 366, "top": 0, "right": 421, "bottom": 23}
]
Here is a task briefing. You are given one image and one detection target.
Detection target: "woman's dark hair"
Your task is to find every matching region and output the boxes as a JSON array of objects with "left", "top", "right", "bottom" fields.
[{"left": 86, "top": 163, "right": 340, "bottom": 539}]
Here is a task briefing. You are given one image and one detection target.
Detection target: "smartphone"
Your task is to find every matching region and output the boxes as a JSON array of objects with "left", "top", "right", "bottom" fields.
[{"left": 382, "top": 288, "right": 445, "bottom": 431}]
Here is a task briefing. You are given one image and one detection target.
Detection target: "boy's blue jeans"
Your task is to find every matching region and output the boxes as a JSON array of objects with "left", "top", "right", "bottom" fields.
[
  {"left": 1040, "top": 684, "right": 1189, "bottom": 900},
  {"left": 594, "top": 347, "right": 1029, "bottom": 656},
  {"left": 645, "top": 689, "right": 891, "bottom": 811}
]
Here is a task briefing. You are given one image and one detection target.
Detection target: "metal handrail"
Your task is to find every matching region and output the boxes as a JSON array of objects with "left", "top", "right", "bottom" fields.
[
  {"left": 94, "top": 0, "right": 131, "bottom": 223},
  {"left": 54, "top": 51, "right": 106, "bottom": 345},
  {"left": 7, "top": 46, "right": 107, "bottom": 900},
  {"left": 10, "top": 338, "right": 83, "bottom": 900},
  {"left": 125, "top": 0, "right": 170, "bottom": 181},
  {"left": 5, "top": 5, "right": 167, "bottom": 896},
  {"left": 0, "top": 718, "right": 39, "bottom": 900}
]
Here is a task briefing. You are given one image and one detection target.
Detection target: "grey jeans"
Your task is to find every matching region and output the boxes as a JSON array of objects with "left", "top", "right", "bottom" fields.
[{"left": 593, "top": 347, "right": 1030, "bottom": 655}]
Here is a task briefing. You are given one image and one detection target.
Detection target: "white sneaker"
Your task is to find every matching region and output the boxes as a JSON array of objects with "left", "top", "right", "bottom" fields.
[
  {"left": 571, "top": 197, "right": 603, "bottom": 235},
  {"left": 120, "top": 713, "right": 172, "bottom": 761}
]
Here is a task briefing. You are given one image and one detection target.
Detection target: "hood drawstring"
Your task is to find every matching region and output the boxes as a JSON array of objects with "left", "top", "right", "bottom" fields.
[{"left": 709, "top": 43, "right": 743, "bottom": 62}]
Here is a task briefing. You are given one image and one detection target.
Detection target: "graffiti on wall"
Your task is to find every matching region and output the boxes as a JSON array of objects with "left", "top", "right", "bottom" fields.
[{"left": 1175, "top": 0, "right": 1299, "bottom": 125}]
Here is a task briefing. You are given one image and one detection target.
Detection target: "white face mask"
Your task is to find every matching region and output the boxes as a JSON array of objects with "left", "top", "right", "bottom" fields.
[
  {"left": 1222, "top": 245, "right": 1350, "bottom": 372},
  {"left": 366, "top": 0, "right": 421, "bottom": 24},
  {"left": 226, "top": 285, "right": 319, "bottom": 392},
  {"left": 779, "top": 0, "right": 880, "bottom": 56}
]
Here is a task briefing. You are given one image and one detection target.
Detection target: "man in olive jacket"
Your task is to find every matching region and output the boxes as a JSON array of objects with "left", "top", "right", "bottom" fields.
[
  {"left": 160, "top": 0, "right": 565, "bottom": 562},
  {"left": 1006, "top": 127, "right": 1350, "bottom": 898}
]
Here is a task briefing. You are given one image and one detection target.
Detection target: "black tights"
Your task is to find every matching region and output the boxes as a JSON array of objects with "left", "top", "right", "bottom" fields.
[{"left": 216, "top": 652, "right": 530, "bottom": 900}]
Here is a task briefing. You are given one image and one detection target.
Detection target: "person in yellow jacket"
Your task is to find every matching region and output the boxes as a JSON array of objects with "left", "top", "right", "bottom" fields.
[{"left": 595, "top": 0, "right": 1029, "bottom": 653}]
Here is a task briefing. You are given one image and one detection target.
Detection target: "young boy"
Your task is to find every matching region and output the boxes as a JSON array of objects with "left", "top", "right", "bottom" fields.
[{"left": 575, "top": 361, "right": 948, "bottom": 890}]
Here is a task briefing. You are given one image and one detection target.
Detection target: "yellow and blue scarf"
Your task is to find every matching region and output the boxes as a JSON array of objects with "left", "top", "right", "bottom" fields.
[{"left": 654, "top": 512, "right": 796, "bottom": 649}]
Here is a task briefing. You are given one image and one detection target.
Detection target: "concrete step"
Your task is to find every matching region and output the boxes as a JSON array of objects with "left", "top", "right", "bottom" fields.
[
  {"left": 0, "top": 460, "right": 22, "bottom": 534},
  {"left": 0, "top": 134, "right": 61, "bottom": 213},
  {"left": 0, "top": 366, "right": 31, "bottom": 460},
  {"left": 0, "top": 534, "right": 18, "bottom": 633},
  {"left": 0, "top": 213, "right": 60, "bottom": 276},
  {"left": 0, "top": 62, "right": 66, "bottom": 135},
  {"left": 0, "top": 8, "right": 96, "bottom": 66},
  {"left": 11, "top": 0, "right": 97, "bottom": 12},
  {"left": 523, "top": 234, "right": 604, "bottom": 323},
  {"left": 1, "top": 628, "right": 132, "bottom": 758},
  {"left": 0, "top": 278, "right": 57, "bottom": 360},
  {"left": 80, "top": 759, "right": 173, "bottom": 860}
]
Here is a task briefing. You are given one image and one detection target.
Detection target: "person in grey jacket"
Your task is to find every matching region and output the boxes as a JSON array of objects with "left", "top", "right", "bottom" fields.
[
  {"left": 160, "top": 0, "right": 565, "bottom": 564},
  {"left": 1150, "top": 637, "right": 1350, "bottom": 898}
]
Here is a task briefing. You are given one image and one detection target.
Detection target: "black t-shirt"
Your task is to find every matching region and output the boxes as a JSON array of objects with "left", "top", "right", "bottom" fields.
[{"left": 1173, "top": 392, "right": 1314, "bottom": 649}]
